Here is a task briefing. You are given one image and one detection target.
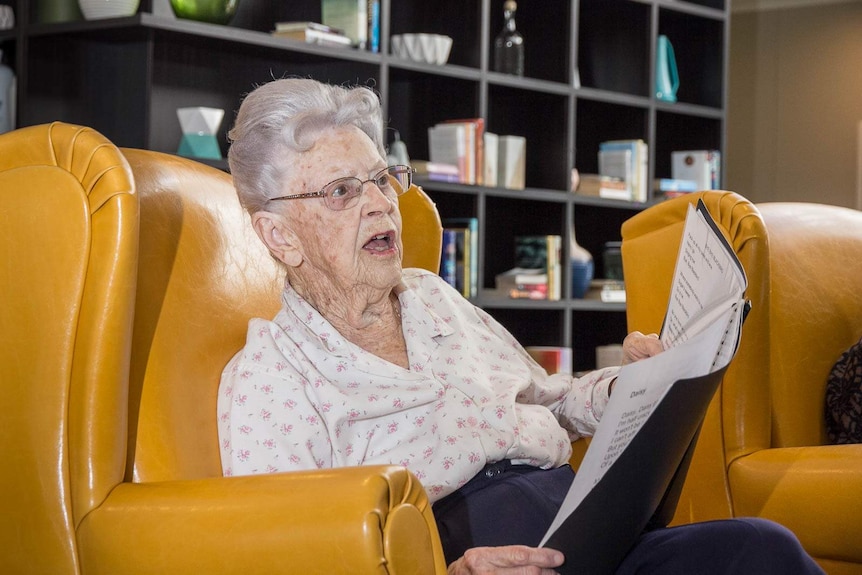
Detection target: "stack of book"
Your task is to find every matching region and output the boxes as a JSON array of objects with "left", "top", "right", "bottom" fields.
[
  {"left": 413, "top": 160, "right": 462, "bottom": 183},
  {"left": 427, "top": 119, "right": 526, "bottom": 190},
  {"left": 494, "top": 268, "right": 549, "bottom": 300},
  {"left": 654, "top": 177, "right": 699, "bottom": 200},
  {"left": 494, "top": 235, "right": 562, "bottom": 300},
  {"left": 671, "top": 150, "right": 721, "bottom": 190},
  {"left": 598, "top": 139, "right": 648, "bottom": 202},
  {"left": 271, "top": 22, "right": 352, "bottom": 48},
  {"left": 574, "top": 173, "right": 629, "bottom": 199},
  {"left": 440, "top": 217, "right": 479, "bottom": 298},
  {"left": 596, "top": 279, "right": 626, "bottom": 303},
  {"left": 525, "top": 346, "right": 573, "bottom": 375},
  {"left": 318, "top": 0, "right": 381, "bottom": 51},
  {"left": 428, "top": 118, "right": 486, "bottom": 186}
]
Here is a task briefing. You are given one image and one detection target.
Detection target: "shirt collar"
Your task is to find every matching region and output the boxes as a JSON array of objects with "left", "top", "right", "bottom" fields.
[{"left": 280, "top": 275, "right": 455, "bottom": 357}]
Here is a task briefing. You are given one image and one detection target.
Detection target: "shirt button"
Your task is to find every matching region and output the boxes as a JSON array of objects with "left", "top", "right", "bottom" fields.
[{"left": 485, "top": 468, "right": 498, "bottom": 478}]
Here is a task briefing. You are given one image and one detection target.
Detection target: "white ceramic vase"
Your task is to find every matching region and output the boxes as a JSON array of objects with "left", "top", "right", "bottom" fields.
[{"left": 78, "top": 0, "right": 140, "bottom": 20}]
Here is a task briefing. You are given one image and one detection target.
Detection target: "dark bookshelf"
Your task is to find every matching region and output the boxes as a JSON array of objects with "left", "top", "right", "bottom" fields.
[{"left": 0, "top": 0, "right": 729, "bottom": 372}]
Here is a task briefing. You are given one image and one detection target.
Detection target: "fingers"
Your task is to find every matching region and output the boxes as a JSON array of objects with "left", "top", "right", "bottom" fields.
[
  {"left": 621, "top": 331, "right": 663, "bottom": 365},
  {"left": 448, "top": 545, "right": 565, "bottom": 575}
]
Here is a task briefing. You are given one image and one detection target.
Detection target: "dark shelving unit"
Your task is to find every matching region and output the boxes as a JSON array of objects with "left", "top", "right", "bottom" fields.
[{"left": 0, "top": 0, "right": 729, "bottom": 372}]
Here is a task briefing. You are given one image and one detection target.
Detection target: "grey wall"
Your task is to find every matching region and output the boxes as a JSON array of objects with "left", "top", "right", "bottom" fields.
[{"left": 727, "top": 1, "right": 862, "bottom": 209}]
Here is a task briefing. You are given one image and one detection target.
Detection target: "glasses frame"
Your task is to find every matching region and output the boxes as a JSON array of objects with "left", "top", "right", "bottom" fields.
[{"left": 268, "top": 165, "right": 415, "bottom": 211}]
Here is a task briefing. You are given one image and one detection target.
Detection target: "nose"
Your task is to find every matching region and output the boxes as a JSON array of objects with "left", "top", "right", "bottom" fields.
[{"left": 359, "top": 178, "right": 394, "bottom": 215}]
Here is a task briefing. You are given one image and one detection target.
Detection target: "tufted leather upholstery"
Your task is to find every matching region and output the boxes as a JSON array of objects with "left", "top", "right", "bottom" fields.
[
  {"left": 0, "top": 122, "right": 138, "bottom": 574},
  {"left": 622, "top": 191, "right": 862, "bottom": 575},
  {"left": 1, "top": 123, "right": 446, "bottom": 574}
]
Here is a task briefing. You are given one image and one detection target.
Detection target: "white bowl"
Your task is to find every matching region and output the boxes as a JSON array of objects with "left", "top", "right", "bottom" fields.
[
  {"left": 78, "top": 0, "right": 140, "bottom": 19},
  {"left": 391, "top": 33, "right": 452, "bottom": 65}
]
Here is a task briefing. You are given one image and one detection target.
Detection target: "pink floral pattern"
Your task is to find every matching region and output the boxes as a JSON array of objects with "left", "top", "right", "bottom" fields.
[{"left": 217, "top": 269, "right": 618, "bottom": 502}]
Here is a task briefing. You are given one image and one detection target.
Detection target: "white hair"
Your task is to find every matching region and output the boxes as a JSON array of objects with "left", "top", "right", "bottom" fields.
[{"left": 227, "top": 78, "right": 385, "bottom": 214}]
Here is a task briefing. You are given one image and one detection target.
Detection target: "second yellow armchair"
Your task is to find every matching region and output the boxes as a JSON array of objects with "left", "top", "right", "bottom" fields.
[{"left": 621, "top": 191, "right": 862, "bottom": 575}]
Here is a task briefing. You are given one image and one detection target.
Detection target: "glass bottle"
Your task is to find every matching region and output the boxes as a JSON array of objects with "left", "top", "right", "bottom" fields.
[{"left": 493, "top": 0, "right": 524, "bottom": 76}]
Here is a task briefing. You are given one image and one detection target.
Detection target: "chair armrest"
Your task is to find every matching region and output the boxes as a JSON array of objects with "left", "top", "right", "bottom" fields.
[
  {"left": 729, "top": 444, "right": 862, "bottom": 563},
  {"left": 77, "top": 465, "right": 447, "bottom": 575}
]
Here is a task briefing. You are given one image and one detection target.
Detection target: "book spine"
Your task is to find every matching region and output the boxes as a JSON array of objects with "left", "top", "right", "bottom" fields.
[
  {"left": 469, "top": 220, "right": 478, "bottom": 297},
  {"left": 441, "top": 229, "right": 457, "bottom": 287},
  {"left": 460, "top": 228, "right": 471, "bottom": 298},
  {"left": 547, "top": 235, "right": 561, "bottom": 301},
  {"left": 599, "top": 139, "right": 648, "bottom": 202},
  {"left": 510, "top": 285, "right": 548, "bottom": 300},
  {"left": 367, "top": 0, "right": 380, "bottom": 53}
]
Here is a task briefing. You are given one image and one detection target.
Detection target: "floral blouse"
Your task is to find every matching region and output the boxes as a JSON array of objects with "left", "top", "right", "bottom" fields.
[{"left": 217, "top": 268, "right": 618, "bottom": 502}]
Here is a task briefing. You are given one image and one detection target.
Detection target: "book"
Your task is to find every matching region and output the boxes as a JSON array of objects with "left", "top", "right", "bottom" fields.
[
  {"left": 271, "top": 27, "right": 353, "bottom": 47},
  {"left": 412, "top": 160, "right": 461, "bottom": 183},
  {"left": 442, "top": 118, "right": 484, "bottom": 185},
  {"left": 574, "top": 173, "right": 628, "bottom": 199},
  {"left": 321, "top": 0, "right": 368, "bottom": 48},
  {"left": 494, "top": 268, "right": 548, "bottom": 292},
  {"left": 526, "top": 346, "right": 573, "bottom": 375},
  {"left": 440, "top": 227, "right": 466, "bottom": 294},
  {"left": 514, "top": 235, "right": 562, "bottom": 301},
  {"left": 498, "top": 135, "right": 526, "bottom": 190},
  {"left": 440, "top": 229, "right": 458, "bottom": 287},
  {"left": 483, "top": 132, "right": 499, "bottom": 187},
  {"left": 450, "top": 227, "right": 469, "bottom": 297},
  {"left": 539, "top": 199, "right": 749, "bottom": 574},
  {"left": 598, "top": 139, "right": 648, "bottom": 202},
  {"left": 654, "top": 177, "right": 698, "bottom": 193},
  {"left": 509, "top": 284, "right": 548, "bottom": 300},
  {"left": 428, "top": 123, "right": 468, "bottom": 184},
  {"left": 599, "top": 280, "right": 626, "bottom": 303},
  {"left": 366, "top": 0, "right": 380, "bottom": 53},
  {"left": 274, "top": 21, "right": 344, "bottom": 34},
  {"left": 671, "top": 150, "right": 721, "bottom": 190},
  {"left": 444, "top": 217, "right": 479, "bottom": 298}
]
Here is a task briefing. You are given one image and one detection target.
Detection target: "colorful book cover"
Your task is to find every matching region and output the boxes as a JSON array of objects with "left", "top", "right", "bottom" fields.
[
  {"left": 440, "top": 229, "right": 457, "bottom": 288},
  {"left": 444, "top": 217, "right": 479, "bottom": 298}
]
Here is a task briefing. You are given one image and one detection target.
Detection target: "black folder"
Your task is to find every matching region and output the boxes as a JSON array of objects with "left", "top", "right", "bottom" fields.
[{"left": 543, "top": 364, "right": 729, "bottom": 575}]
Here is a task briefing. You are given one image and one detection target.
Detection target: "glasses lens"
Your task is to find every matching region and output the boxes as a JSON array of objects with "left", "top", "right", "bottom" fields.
[
  {"left": 323, "top": 178, "right": 363, "bottom": 210},
  {"left": 320, "top": 166, "right": 414, "bottom": 211},
  {"left": 387, "top": 165, "right": 413, "bottom": 194}
]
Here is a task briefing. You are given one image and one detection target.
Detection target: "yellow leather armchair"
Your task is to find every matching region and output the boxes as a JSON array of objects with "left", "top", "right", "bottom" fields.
[
  {"left": 621, "top": 191, "right": 862, "bottom": 575},
  {"left": 0, "top": 123, "right": 139, "bottom": 573},
  {"left": 1, "top": 122, "right": 446, "bottom": 574},
  {"left": 110, "top": 148, "right": 446, "bottom": 574}
]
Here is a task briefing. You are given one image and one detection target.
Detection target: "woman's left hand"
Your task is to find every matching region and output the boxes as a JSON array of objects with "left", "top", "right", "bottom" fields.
[{"left": 621, "top": 331, "right": 663, "bottom": 365}]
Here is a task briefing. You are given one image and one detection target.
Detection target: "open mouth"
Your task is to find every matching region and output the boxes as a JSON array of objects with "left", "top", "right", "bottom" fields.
[{"left": 363, "top": 231, "right": 395, "bottom": 252}]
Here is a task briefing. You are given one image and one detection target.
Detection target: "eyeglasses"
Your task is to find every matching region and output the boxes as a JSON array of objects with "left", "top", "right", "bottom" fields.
[{"left": 269, "top": 165, "right": 415, "bottom": 211}]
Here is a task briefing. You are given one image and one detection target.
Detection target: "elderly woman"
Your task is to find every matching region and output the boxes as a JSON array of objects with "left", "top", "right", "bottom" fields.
[{"left": 218, "top": 78, "right": 823, "bottom": 575}]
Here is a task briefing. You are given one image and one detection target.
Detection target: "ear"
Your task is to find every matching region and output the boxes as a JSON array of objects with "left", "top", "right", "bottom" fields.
[{"left": 251, "top": 211, "right": 303, "bottom": 267}]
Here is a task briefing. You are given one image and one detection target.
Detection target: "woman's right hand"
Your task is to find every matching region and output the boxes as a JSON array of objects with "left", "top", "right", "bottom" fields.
[{"left": 447, "top": 545, "right": 565, "bottom": 575}]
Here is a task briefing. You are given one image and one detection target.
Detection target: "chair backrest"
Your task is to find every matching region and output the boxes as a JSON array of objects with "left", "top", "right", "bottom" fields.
[
  {"left": 759, "top": 202, "right": 862, "bottom": 447},
  {"left": 621, "top": 191, "right": 770, "bottom": 523},
  {"left": 123, "top": 148, "right": 443, "bottom": 482},
  {"left": 0, "top": 122, "right": 138, "bottom": 573}
]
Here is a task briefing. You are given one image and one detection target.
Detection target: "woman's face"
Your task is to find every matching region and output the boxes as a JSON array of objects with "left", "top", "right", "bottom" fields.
[{"left": 274, "top": 125, "right": 404, "bottom": 294}]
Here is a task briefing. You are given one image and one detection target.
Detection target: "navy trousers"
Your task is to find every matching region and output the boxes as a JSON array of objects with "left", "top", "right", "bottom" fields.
[{"left": 432, "top": 461, "right": 825, "bottom": 574}]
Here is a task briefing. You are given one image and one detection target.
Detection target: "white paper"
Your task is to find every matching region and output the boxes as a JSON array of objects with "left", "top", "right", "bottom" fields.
[{"left": 661, "top": 203, "right": 747, "bottom": 349}]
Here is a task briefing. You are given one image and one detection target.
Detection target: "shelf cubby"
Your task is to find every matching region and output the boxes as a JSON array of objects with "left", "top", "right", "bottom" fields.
[{"left": 5, "top": 0, "right": 728, "bottom": 373}]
